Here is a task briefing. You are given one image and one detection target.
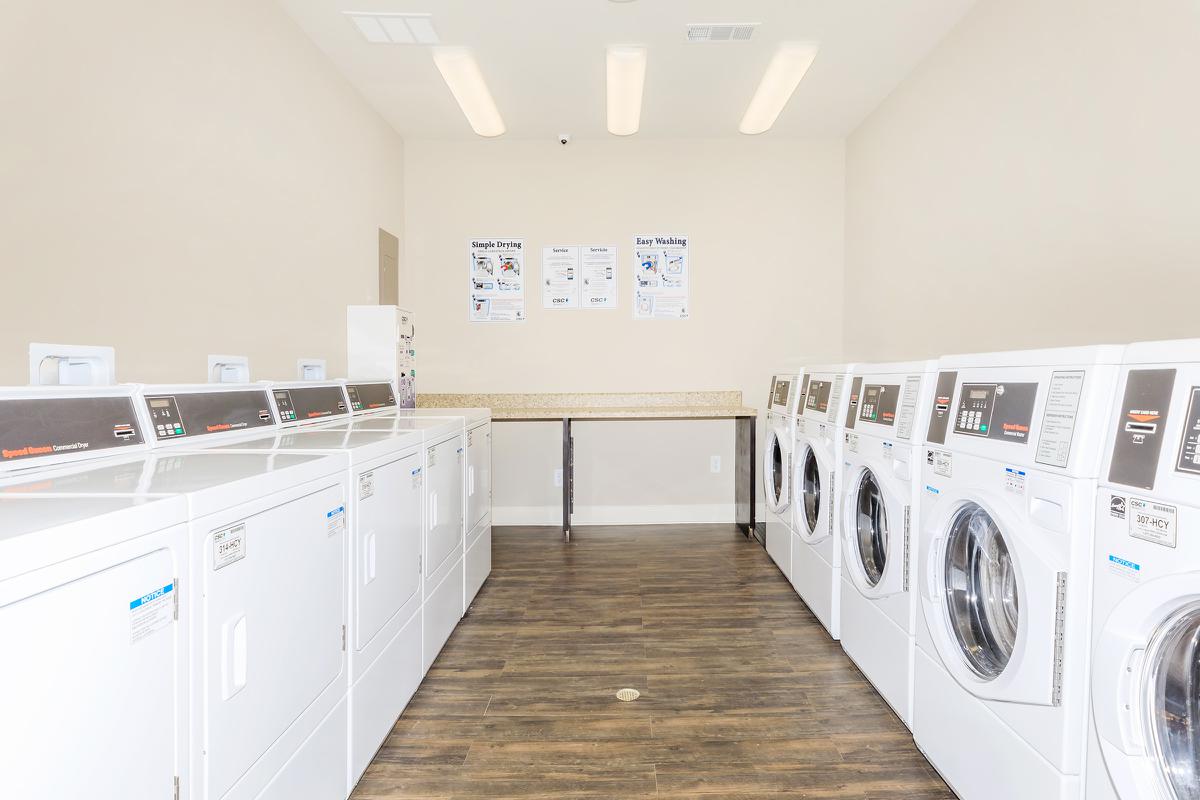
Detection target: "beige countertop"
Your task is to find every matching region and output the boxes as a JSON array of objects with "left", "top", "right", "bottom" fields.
[{"left": 418, "top": 391, "right": 756, "bottom": 420}]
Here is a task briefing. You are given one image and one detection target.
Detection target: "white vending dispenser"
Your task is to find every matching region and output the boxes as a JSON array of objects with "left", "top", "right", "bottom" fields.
[{"left": 347, "top": 305, "right": 416, "bottom": 408}]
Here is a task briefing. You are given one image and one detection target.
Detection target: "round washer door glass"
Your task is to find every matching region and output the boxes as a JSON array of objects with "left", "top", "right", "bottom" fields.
[
  {"left": 801, "top": 448, "right": 821, "bottom": 534},
  {"left": 1148, "top": 606, "right": 1200, "bottom": 800},
  {"left": 854, "top": 470, "right": 888, "bottom": 586},
  {"left": 943, "top": 503, "right": 1019, "bottom": 680},
  {"left": 769, "top": 433, "right": 784, "bottom": 506}
]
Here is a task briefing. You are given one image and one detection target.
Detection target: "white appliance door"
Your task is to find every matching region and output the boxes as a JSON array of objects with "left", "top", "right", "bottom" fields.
[
  {"left": 426, "top": 436, "right": 465, "bottom": 578},
  {"left": 0, "top": 530, "right": 185, "bottom": 800},
  {"left": 841, "top": 464, "right": 906, "bottom": 598},
  {"left": 466, "top": 423, "right": 491, "bottom": 531},
  {"left": 1093, "top": 576, "right": 1200, "bottom": 800},
  {"left": 356, "top": 451, "right": 422, "bottom": 650},
  {"left": 794, "top": 435, "right": 834, "bottom": 544},
  {"left": 762, "top": 421, "right": 791, "bottom": 515},
  {"left": 203, "top": 484, "right": 346, "bottom": 799},
  {"left": 919, "top": 495, "right": 1059, "bottom": 704}
]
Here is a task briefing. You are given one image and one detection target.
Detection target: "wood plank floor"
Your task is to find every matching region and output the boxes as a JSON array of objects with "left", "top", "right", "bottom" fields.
[{"left": 351, "top": 524, "right": 955, "bottom": 799}]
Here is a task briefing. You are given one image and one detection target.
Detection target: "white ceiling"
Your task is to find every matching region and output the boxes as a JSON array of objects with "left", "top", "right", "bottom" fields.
[{"left": 276, "top": 0, "right": 976, "bottom": 140}]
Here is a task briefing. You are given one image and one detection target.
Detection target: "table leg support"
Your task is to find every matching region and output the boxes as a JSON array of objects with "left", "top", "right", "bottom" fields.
[
  {"left": 562, "top": 417, "right": 572, "bottom": 541},
  {"left": 735, "top": 415, "right": 755, "bottom": 537}
]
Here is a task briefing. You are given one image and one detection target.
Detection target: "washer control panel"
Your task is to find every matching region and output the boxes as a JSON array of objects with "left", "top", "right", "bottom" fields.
[
  {"left": 953, "top": 382, "right": 1037, "bottom": 443},
  {"left": 859, "top": 384, "right": 900, "bottom": 426},
  {"left": 955, "top": 384, "right": 997, "bottom": 436},
  {"left": 1176, "top": 386, "right": 1200, "bottom": 476}
]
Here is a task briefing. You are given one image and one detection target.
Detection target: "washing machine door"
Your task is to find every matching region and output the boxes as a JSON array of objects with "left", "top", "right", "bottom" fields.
[
  {"left": 762, "top": 418, "right": 792, "bottom": 516},
  {"left": 793, "top": 434, "right": 833, "bottom": 543},
  {"left": 919, "top": 495, "right": 1060, "bottom": 704},
  {"left": 1093, "top": 576, "right": 1200, "bottom": 800},
  {"left": 841, "top": 464, "right": 906, "bottom": 598}
]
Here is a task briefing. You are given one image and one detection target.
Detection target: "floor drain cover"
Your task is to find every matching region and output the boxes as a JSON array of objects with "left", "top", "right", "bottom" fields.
[{"left": 616, "top": 688, "right": 640, "bottom": 702}]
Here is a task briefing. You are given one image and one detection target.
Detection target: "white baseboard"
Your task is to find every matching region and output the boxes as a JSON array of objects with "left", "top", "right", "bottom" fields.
[{"left": 492, "top": 503, "right": 736, "bottom": 527}]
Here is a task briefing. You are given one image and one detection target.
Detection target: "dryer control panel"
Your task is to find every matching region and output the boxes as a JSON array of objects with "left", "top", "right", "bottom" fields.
[
  {"left": 0, "top": 395, "right": 144, "bottom": 464},
  {"left": 144, "top": 390, "right": 274, "bottom": 441},
  {"left": 346, "top": 382, "right": 397, "bottom": 413},
  {"left": 274, "top": 385, "right": 348, "bottom": 423}
]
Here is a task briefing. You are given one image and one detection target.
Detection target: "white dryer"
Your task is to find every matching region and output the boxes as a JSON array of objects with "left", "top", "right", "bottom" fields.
[
  {"left": 914, "top": 346, "right": 1122, "bottom": 800},
  {"left": 135, "top": 382, "right": 425, "bottom": 794},
  {"left": 763, "top": 373, "right": 801, "bottom": 579},
  {"left": 790, "top": 364, "right": 854, "bottom": 639},
  {"left": 838, "top": 360, "right": 936, "bottom": 727},
  {"left": 0, "top": 385, "right": 353, "bottom": 800},
  {"left": 1087, "top": 339, "right": 1200, "bottom": 800}
]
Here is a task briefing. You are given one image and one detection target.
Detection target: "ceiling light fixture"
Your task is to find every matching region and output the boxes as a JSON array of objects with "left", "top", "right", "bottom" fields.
[
  {"left": 739, "top": 42, "right": 819, "bottom": 135},
  {"left": 606, "top": 46, "right": 647, "bottom": 136},
  {"left": 345, "top": 12, "right": 440, "bottom": 45},
  {"left": 432, "top": 48, "right": 506, "bottom": 138}
]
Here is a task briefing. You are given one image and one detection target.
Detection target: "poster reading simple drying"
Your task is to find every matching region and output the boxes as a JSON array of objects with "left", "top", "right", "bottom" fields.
[
  {"left": 469, "top": 239, "right": 525, "bottom": 322},
  {"left": 581, "top": 245, "right": 618, "bottom": 309},
  {"left": 633, "top": 234, "right": 689, "bottom": 320},
  {"left": 541, "top": 245, "right": 580, "bottom": 309}
]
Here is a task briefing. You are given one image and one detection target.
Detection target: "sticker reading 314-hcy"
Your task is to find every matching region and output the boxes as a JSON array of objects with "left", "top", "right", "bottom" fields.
[
  {"left": 213, "top": 524, "right": 247, "bottom": 570},
  {"left": 1128, "top": 497, "right": 1178, "bottom": 548}
]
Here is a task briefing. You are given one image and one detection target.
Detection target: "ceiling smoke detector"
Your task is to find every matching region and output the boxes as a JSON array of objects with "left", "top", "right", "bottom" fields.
[
  {"left": 686, "top": 23, "right": 759, "bottom": 43},
  {"left": 345, "top": 12, "right": 439, "bottom": 45}
]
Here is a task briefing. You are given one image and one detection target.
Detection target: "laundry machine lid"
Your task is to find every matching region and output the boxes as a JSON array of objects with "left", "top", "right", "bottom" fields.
[{"left": 943, "top": 502, "right": 1019, "bottom": 680}]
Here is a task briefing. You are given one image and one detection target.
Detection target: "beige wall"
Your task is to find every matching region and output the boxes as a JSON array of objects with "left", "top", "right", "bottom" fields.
[
  {"left": 0, "top": 0, "right": 404, "bottom": 385},
  {"left": 844, "top": 0, "right": 1200, "bottom": 361},
  {"left": 403, "top": 139, "right": 844, "bottom": 523}
]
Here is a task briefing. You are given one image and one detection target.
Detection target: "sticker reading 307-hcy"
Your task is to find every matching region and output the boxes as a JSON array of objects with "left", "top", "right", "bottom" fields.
[
  {"left": 1128, "top": 497, "right": 1178, "bottom": 548},
  {"left": 130, "top": 582, "right": 174, "bottom": 644},
  {"left": 213, "top": 524, "right": 247, "bottom": 570}
]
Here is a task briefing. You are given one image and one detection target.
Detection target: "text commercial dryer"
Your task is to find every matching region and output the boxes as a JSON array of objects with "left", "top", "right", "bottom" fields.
[
  {"left": 0, "top": 384, "right": 353, "bottom": 800},
  {"left": 135, "top": 381, "right": 426, "bottom": 794},
  {"left": 914, "top": 346, "right": 1122, "bottom": 800},
  {"left": 838, "top": 361, "right": 936, "bottom": 727},
  {"left": 791, "top": 365, "right": 855, "bottom": 639},
  {"left": 1088, "top": 339, "right": 1200, "bottom": 800},
  {"left": 763, "top": 373, "right": 801, "bottom": 579}
]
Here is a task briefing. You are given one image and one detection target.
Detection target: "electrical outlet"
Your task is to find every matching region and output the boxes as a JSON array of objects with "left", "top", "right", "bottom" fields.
[
  {"left": 553, "top": 468, "right": 563, "bottom": 488},
  {"left": 710, "top": 456, "right": 721, "bottom": 473}
]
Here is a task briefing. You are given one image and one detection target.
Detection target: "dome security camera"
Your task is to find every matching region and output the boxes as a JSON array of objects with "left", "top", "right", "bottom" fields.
[{"left": 558, "top": 134, "right": 571, "bottom": 146}]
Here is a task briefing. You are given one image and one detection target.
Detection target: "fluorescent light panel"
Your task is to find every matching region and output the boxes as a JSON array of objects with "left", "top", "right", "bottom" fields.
[
  {"left": 345, "top": 12, "right": 439, "bottom": 45},
  {"left": 607, "top": 46, "right": 647, "bottom": 136},
  {"left": 739, "top": 42, "right": 819, "bottom": 135},
  {"left": 432, "top": 48, "right": 506, "bottom": 137}
]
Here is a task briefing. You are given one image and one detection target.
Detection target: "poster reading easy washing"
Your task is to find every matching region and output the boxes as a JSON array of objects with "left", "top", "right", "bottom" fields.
[
  {"left": 633, "top": 234, "right": 689, "bottom": 320},
  {"left": 581, "top": 245, "right": 618, "bottom": 309},
  {"left": 541, "top": 245, "right": 580, "bottom": 309},
  {"left": 469, "top": 238, "right": 525, "bottom": 322}
]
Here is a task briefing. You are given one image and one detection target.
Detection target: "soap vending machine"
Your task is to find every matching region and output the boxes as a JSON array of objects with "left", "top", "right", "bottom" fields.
[{"left": 347, "top": 305, "right": 417, "bottom": 408}]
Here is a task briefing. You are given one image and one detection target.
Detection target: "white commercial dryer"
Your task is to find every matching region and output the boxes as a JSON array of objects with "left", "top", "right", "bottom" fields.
[
  {"left": 135, "top": 381, "right": 425, "bottom": 794},
  {"left": 0, "top": 392, "right": 191, "bottom": 800},
  {"left": 914, "top": 346, "right": 1122, "bottom": 800},
  {"left": 791, "top": 364, "right": 854, "bottom": 639},
  {"left": 838, "top": 360, "right": 936, "bottom": 727},
  {"left": 0, "top": 385, "right": 353, "bottom": 800},
  {"left": 763, "top": 373, "right": 801, "bottom": 579},
  {"left": 1087, "top": 339, "right": 1200, "bottom": 800}
]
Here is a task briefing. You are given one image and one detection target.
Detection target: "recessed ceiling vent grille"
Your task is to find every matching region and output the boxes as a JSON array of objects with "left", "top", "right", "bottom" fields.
[
  {"left": 686, "top": 23, "right": 759, "bottom": 42},
  {"left": 345, "top": 12, "right": 439, "bottom": 45}
]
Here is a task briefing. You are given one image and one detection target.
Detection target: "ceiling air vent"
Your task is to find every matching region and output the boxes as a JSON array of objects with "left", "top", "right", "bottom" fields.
[
  {"left": 686, "top": 23, "right": 759, "bottom": 42},
  {"left": 345, "top": 12, "right": 439, "bottom": 45}
]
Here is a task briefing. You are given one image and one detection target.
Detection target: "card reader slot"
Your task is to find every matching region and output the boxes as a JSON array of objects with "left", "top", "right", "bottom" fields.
[{"left": 1125, "top": 421, "right": 1157, "bottom": 434}]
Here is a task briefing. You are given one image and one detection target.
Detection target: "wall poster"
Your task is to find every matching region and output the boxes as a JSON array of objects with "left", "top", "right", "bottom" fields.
[
  {"left": 581, "top": 245, "right": 618, "bottom": 309},
  {"left": 541, "top": 245, "right": 580, "bottom": 309},
  {"left": 633, "top": 234, "right": 689, "bottom": 320},
  {"left": 469, "top": 238, "right": 525, "bottom": 322}
]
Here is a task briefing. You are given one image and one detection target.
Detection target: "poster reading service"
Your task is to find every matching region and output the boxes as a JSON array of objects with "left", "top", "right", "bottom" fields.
[
  {"left": 541, "top": 246, "right": 580, "bottom": 309},
  {"left": 633, "top": 234, "right": 689, "bottom": 320},
  {"left": 581, "top": 245, "right": 618, "bottom": 309},
  {"left": 470, "top": 239, "right": 525, "bottom": 322}
]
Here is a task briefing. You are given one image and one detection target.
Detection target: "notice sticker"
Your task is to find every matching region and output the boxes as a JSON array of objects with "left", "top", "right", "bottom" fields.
[
  {"left": 927, "top": 449, "right": 953, "bottom": 478},
  {"left": 359, "top": 472, "right": 375, "bottom": 500},
  {"left": 846, "top": 433, "right": 859, "bottom": 453},
  {"left": 1129, "top": 497, "right": 1177, "bottom": 548},
  {"left": 1004, "top": 467, "right": 1027, "bottom": 495},
  {"left": 213, "top": 524, "right": 246, "bottom": 570},
  {"left": 1107, "top": 554, "right": 1142, "bottom": 583},
  {"left": 412, "top": 466, "right": 422, "bottom": 489},
  {"left": 1036, "top": 370, "right": 1085, "bottom": 468},
  {"left": 327, "top": 506, "right": 346, "bottom": 538},
  {"left": 130, "top": 583, "right": 174, "bottom": 644}
]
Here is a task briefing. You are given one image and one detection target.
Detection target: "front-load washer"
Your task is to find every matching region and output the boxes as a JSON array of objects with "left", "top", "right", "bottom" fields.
[
  {"left": 135, "top": 382, "right": 426, "bottom": 794},
  {"left": 0, "top": 491, "right": 190, "bottom": 800},
  {"left": 790, "top": 364, "right": 855, "bottom": 639},
  {"left": 763, "top": 373, "right": 801, "bottom": 579},
  {"left": 0, "top": 385, "right": 353, "bottom": 800},
  {"left": 1087, "top": 339, "right": 1200, "bottom": 800},
  {"left": 838, "top": 360, "right": 936, "bottom": 727},
  {"left": 914, "top": 346, "right": 1122, "bottom": 800}
]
